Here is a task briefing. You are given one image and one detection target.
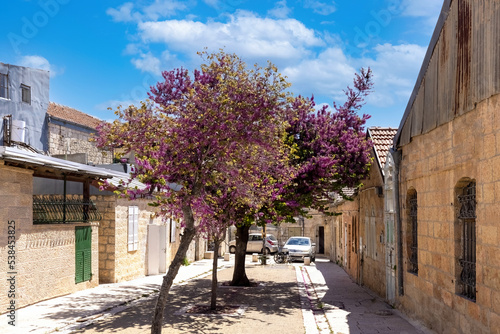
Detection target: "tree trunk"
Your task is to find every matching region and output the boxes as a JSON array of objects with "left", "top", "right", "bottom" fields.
[
  {"left": 230, "top": 224, "right": 250, "bottom": 286},
  {"left": 151, "top": 204, "right": 196, "bottom": 334},
  {"left": 210, "top": 238, "right": 221, "bottom": 310}
]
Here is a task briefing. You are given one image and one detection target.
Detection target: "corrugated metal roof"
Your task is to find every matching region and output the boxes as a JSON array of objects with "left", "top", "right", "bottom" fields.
[
  {"left": 47, "top": 102, "right": 104, "bottom": 130},
  {"left": 394, "top": 0, "right": 453, "bottom": 146},
  {"left": 368, "top": 127, "right": 397, "bottom": 168},
  {"left": 0, "top": 146, "right": 114, "bottom": 178}
]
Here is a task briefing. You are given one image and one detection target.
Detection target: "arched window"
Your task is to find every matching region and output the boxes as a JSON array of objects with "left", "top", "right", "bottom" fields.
[
  {"left": 407, "top": 189, "right": 418, "bottom": 274},
  {"left": 456, "top": 180, "right": 476, "bottom": 301}
]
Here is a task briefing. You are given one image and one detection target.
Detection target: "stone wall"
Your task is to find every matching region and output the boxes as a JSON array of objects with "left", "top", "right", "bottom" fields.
[
  {"left": 96, "top": 195, "right": 185, "bottom": 283},
  {"left": 330, "top": 199, "right": 359, "bottom": 277},
  {"left": 358, "top": 163, "right": 387, "bottom": 298},
  {"left": 0, "top": 164, "right": 99, "bottom": 311},
  {"left": 94, "top": 195, "right": 116, "bottom": 283},
  {"left": 397, "top": 94, "right": 500, "bottom": 334},
  {"left": 48, "top": 122, "right": 112, "bottom": 165},
  {"left": 114, "top": 198, "right": 151, "bottom": 282}
]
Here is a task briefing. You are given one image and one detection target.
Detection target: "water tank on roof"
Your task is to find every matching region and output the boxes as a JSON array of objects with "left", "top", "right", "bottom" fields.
[{"left": 11, "top": 120, "right": 26, "bottom": 143}]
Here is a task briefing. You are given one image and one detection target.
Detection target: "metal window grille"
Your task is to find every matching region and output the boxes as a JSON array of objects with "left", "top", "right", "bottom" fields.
[
  {"left": 33, "top": 195, "right": 101, "bottom": 224},
  {"left": 458, "top": 182, "right": 476, "bottom": 301},
  {"left": 408, "top": 193, "right": 418, "bottom": 274}
]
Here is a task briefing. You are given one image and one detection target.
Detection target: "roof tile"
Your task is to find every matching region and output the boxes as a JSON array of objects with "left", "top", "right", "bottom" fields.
[
  {"left": 368, "top": 127, "right": 398, "bottom": 167},
  {"left": 47, "top": 102, "right": 103, "bottom": 130}
]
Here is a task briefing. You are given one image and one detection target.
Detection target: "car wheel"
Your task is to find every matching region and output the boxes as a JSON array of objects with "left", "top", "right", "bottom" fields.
[
  {"left": 229, "top": 246, "right": 236, "bottom": 254},
  {"left": 262, "top": 247, "right": 270, "bottom": 255}
]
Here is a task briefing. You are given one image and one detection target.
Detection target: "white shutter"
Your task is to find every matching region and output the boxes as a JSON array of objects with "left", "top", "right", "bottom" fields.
[
  {"left": 170, "top": 218, "right": 176, "bottom": 243},
  {"left": 128, "top": 206, "right": 139, "bottom": 251}
]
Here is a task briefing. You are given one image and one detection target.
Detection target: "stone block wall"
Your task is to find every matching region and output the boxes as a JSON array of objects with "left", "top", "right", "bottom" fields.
[
  {"left": 0, "top": 164, "right": 99, "bottom": 311},
  {"left": 93, "top": 195, "right": 116, "bottom": 283},
  {"left": 48, "top": 123, "right": 112, "bottom": 165},
  {"left": 397, "top": 94, "right": 500, "bottom": 334},
  {"left": 114, "top": 198, "right": 151, "bottom": 282}
]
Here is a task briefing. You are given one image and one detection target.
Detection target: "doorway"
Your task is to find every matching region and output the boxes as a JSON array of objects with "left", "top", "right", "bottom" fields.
[
  {"left": 147, "top": 224, "right": 168, "bottom": 275},
  {"left": 318, "top": 226, "right": 325, "bottom": 254}
]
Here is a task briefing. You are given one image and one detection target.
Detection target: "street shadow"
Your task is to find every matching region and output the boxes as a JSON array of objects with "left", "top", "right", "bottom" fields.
[{"left": 72, "top": 266, "right": 303, "bottom": 333}]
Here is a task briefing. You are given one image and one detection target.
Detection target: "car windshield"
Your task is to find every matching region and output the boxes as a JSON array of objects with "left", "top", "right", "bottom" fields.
[
  {"left": 286, "top": 238, "right": 310, "bottom": 246},
  {"left": 267, "top": 235, "right": 277, "bottom": 241}
]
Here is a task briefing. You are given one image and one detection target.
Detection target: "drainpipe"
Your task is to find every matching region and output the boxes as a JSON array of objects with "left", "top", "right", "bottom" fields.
[{"left": 391, "top": 147, "right": 404, "bottom": 296}]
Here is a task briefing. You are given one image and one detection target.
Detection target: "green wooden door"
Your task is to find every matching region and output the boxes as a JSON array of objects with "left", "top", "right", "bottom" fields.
[{"left": 75, "top": 226, "right": 92, "bottom": 283}]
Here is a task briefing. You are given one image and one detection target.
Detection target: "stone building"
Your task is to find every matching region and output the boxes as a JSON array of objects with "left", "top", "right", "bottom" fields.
[
  {"left": 0, "top": 146, "right": 114, "bottom": 310},
  {"left": 326, "top": 127, "right": 397, "bottom": 299},
  {"left": 46, "top": 104, "right": 204, "bottom": 281},
  {"left": 0, "top": 64, "right": 113, "bottom": 310},
  {"left": 390, "top": 1, "right": 500, "bottom": 333},
  {"left": 91, "top": 176, "right": 183, "bottom": 283},
  {"left": 47, "top": 102, "right": 112, "bottom": 165}
]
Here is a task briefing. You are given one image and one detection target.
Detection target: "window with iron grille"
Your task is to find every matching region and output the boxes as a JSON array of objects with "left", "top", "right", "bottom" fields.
[
  {"left": 21, "top": 84, "right": 31, "bottom": 104},
  {"left": 458, "top": 181, "right": 476, "bottom": 301},
  {"left": 408, "top": 191, "right": 418, "bottom": 274},
  {"left": 0, "top": 73, "right": 8, "bottom": 99}
]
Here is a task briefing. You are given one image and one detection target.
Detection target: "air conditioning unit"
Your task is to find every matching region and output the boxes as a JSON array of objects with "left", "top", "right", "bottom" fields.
[{"left": 11, "top": 120, "right": 26, "bottom": 143}]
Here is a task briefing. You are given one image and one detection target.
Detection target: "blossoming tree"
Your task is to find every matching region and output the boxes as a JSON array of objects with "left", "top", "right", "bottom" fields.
[
  {"left": 96, "top": 50, "right": 296, "bottom": 333},
  {"left": 230, "top": 68, "right": 374, "bottom": 286}
]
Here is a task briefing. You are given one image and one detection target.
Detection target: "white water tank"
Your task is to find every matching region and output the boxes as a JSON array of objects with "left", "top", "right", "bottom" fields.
[{"left": 11, "top": 120, "right": 26, "bottom": 143}]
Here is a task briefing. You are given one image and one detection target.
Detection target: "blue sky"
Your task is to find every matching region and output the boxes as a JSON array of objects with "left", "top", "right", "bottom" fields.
[{"left": 1, "top": 0, "right": 443, "bottom": 127}]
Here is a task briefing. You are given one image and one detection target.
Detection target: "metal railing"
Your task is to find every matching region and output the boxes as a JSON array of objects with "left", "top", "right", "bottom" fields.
[{"left": 33, "top": 195, "right": 101, "bottom": 224}]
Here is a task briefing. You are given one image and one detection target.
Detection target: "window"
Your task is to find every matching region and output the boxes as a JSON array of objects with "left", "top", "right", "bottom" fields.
[
  {"left": 457, "top": 181, "right": 476, "bottom": 301},
  {"left": 352, "top": 216, "right": 357, "bottom": 253},
  {"left": 21, "top": 84, "right": 31, "bottom": 104},
  {"left": 0, "top": 73, "right": 8, "bottom": 99},
  {"left": 365, "top": 208, "right": 376, "bottom": 258},
  {"left": 128, "top": 206, "right": 139, "bottom": 251},
  {"left": 407, "top": 190, "right": 418, "bottom": 274}
]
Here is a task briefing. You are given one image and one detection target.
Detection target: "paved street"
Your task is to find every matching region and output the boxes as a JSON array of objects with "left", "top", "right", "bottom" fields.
[{"left": 1, "top": 256, "right": 433, "bottom": 334}]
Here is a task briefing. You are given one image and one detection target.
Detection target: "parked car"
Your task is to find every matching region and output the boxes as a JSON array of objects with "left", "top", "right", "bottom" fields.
[
  {"left": 283, "top": 236, "right": 315, "bottom": 262},
  {"left": 229, "top": 233, "right": 279, "bottom": 254}
]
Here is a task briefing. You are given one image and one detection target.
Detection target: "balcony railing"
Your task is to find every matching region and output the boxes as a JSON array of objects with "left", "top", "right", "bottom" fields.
[{"left": 33, "top": 195, "right": 101, "bottom": 224}]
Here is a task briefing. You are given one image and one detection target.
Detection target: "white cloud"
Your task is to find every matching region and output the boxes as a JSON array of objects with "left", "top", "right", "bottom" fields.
[
  {"left": 106, "top": 2, "right": 139, "bottom": 22},
  {"left": 357, "top": 43, "right": 427, "bottom": 107},
  {"left": 107, "top": 0, "right": 189, "bottom": 23},
  {"left": 202, "top": 0, "right": 220, "bottom": 8},
  {"left": 131, "top": 52, "right": 161, "bottom": 74},
  {"left": 282, "top": 47, "right": 356, "bottom": 99},
  {"left": 138, "top": 11, "right": 324, "bottom": 63},
  {"left": 268, "top": 0, "right": 292, "bottom": 19},
  {"left": 399, "top": 0, "right": 442, "bottom": 18},
  {"left": 18, "top": 55, "right": 60, "bottom": 77},
  {"left": 281, "top": 42, "right": 427, "bottom": 110},
  {"left": 398, "top": 0, "right": 442, "bottom": 29},
  {"left": 303, "top": 0, "right": 336, "bottom": 16}
]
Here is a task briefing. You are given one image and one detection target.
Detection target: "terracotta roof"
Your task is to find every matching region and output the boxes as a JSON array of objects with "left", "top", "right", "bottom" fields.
[
  {"left": 47, "top": 102, "right": 103, "bottom": 130},
  {"left": 368, "top": 127, "right": 397, "bottom": 168}
]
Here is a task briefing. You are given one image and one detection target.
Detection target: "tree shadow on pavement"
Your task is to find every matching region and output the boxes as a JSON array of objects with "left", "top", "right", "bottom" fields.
[{"left": 74, "top": 266, "right": 304, "bottom": 334}]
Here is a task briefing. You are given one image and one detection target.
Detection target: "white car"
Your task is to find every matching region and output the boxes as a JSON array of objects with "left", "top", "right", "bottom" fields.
[
  {"left": 229, "top": 233, "right": 279, "bottom": 254},
  {"left": 283, "top": 237, "right": 316, "bottom": 262}
]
